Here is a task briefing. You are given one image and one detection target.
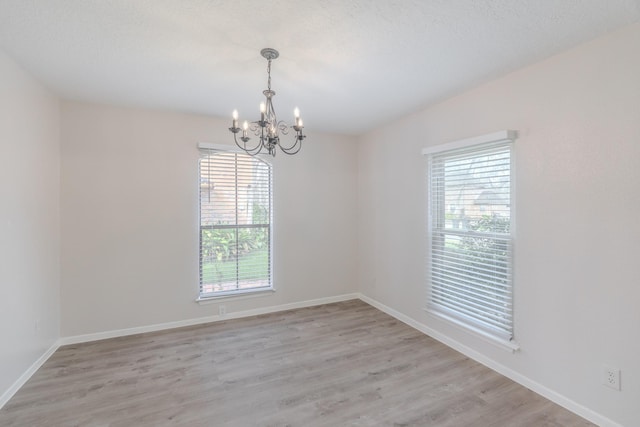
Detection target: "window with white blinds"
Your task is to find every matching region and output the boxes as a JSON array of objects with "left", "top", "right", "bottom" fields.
[
  {"left": 425, "top": 131, "right": 515, "bottom": 342},
  {"left": 198, "top": 147, "right": 272, "bottom": 298}
]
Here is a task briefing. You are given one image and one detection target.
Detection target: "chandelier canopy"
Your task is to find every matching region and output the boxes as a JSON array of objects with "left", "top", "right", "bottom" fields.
[{"left": 229, "top": 48, "right": 306, "bottom": 156}]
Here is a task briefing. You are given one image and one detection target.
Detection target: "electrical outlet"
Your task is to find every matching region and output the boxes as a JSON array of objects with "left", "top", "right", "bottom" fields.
[
  {"left": 219, "top": 304, "right": 226, "bottom": 316},
  {"left": 602, "top": 365, "right": 621, "bottom": 391}
]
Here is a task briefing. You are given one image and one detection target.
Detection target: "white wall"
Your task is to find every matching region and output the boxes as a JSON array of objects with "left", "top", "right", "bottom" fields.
[
  {"left": 60, "top": 102, "right": 358, "bottom": 336},
  {"left": 357, "top": 23, "right": 640, "bottom": 427},
  {"left": 0, "top": 51, "right": 60, "bottom": 399}
]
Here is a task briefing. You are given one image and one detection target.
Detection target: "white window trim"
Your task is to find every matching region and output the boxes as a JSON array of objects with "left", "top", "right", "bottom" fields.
[
  {"left": 198, "top": 142, "right": 256, "bottom": 154},
  {"left": 421, "top": 130, "right": 517, "bottom": 155},
  {"left": 427, "top": 309, "right": 520, "bottom": 353},
  {"left": 196, "top": 288, "right": 275, "bottom": 304},
  {"left": 423, "top": 130, "right": 519, "bottom": 352},
  {"left": 196, "top": 143, "right": 274, "bottom": 301}
]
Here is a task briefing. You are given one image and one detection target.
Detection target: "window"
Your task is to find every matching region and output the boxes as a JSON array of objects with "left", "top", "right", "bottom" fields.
[
  {"left": 198, "top": 146, "right": 272, "bottom": 298},
  {"left": 424, "top": 131, "right": 516, "bottom": 343}
]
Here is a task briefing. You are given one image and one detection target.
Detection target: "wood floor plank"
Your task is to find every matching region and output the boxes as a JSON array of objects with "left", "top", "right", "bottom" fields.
[{"left": 0, "top": 300, "right": 595, "bottom": 426}]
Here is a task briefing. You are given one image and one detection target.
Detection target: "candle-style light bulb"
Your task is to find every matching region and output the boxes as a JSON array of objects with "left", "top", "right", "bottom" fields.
[
  {"left": 260, "top": 102, "right": 266, "bottom": 124},
  {"left": 232, "top": 110, "right": 238, "bottom": 129},
  {"left": 294, "top": 107, "right": 301, "bottom": 128},
  {"left": 242, "top": 120, "right": 249, "bottom": 137},
  {"left": 298, "top": 118, "right": 303, "bottom": 128}
]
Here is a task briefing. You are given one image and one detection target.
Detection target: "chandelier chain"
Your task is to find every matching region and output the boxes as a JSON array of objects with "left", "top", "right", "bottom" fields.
[{"left": 267, "top": 58, "right": 272, "bottom": 91}]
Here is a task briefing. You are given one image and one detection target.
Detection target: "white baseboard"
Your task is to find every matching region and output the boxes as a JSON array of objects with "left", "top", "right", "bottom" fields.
[
  {"left": 59, "top": 293, "right": 360, "bottom": 346},
  {"left": 0, "top": 341, "right": 60, "bottom": 410},
  {"left": 357, "top": 293, "right": 622, "bottom": 427}
]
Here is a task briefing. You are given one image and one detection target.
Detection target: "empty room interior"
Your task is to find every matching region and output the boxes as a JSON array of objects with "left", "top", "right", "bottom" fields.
[{"left": 1, "top": 1, "right": 639, "bottom": 426}]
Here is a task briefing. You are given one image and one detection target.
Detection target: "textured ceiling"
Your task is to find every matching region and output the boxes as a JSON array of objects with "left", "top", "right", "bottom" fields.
[{"left": 1, "top": 0, "right": 639, "bottom": 135}]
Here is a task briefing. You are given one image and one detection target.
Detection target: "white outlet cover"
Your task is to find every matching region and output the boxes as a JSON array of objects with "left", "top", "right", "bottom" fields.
[{"left": 602, "top": 364, "right": 621, "bottom": 391}]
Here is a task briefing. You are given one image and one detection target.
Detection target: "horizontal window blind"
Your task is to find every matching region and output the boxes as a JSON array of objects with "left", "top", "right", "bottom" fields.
[
  {"left": 199, "top": 148, "right": 272, "bottom": 297},
  {"left": 428, "top": 139, "right": 513, "bottom": 341}
]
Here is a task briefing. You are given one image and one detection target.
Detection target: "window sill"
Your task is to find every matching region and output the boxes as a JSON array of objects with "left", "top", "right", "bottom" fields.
[
  {"left": 425, "top": 308, "right": 520, "bottom": 353},
  {"left": 196, "top": 288, "right": 275, "bottom": 305}
]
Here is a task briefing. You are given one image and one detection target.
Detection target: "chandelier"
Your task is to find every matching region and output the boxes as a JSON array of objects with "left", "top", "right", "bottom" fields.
[{"left": 229, "top": 48, "right": 306, "bottom": 156}]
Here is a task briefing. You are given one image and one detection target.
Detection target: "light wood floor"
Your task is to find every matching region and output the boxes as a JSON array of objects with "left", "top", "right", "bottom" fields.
[{"left": 0, "top": 300, "right": 594, "bottom": 426}]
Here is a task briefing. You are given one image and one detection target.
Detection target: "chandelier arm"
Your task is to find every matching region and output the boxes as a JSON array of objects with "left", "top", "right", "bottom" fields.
[
  {"left": 279, "top": 140, "right": 303, "bottom": 155},
  {"left": 278, "top": 134, "right": 304, "bottom": 155},
  {"left": 277, "top": 121, "right": 290, "bottom": 135},
  {"left": 249, "top": 122, "right": 270, "bottom": 138},
  {"left": 233, "top": 133, "right": 263, "bottom": 156}
]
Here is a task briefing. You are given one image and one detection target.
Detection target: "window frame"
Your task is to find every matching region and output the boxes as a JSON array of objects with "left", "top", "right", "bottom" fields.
[
  {"left": 197, "top": 143, "right": 274, "bottom": 301},
  {"left": 423, "top": 130, "right": 518, "bottom": 350}
]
